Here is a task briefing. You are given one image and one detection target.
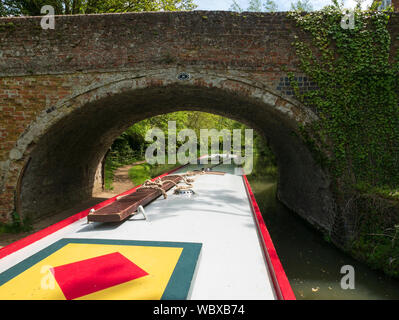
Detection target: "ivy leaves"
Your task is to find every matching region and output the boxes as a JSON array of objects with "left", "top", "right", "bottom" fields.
[{"left": 288, "top": 8, "right": 399, "bottom": 189}]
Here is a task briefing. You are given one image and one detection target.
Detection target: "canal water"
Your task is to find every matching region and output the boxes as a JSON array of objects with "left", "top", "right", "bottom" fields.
[{"left": 248, "top": 176, "right": 399, "bottom": 300}]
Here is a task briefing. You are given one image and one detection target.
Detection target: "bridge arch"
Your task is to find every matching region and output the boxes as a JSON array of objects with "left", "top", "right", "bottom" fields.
[{"left": 6, "top": 70, "right": 335, "bottom": 233}]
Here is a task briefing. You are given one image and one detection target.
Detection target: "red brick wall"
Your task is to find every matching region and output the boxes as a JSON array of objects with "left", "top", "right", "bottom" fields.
[{"left": 0, "top": 11, "right": 308, "bottom": 222}]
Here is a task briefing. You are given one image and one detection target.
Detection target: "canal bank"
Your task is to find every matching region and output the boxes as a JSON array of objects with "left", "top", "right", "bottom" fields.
[{"left": 248, "top": 176, "right": 399, "bottom": 300}]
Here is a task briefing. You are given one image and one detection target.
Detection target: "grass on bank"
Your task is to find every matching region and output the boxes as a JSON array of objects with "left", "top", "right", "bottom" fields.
[
  {"left": 349, "top": 193, "right": 399, "bottom": 278},
  {"left": 128, "top": 161, "right": 182, "bottom": 186},
  {"left": 354, "top": 182, "right": 399, "bottom": 202},
  {"left": 105, "top": 155, "right": 183, "bottom": 191},
  {"left": 349, "top": 181, "right": 399, "bottom": 278},
  {"left": 248, "top": 151, "right": 399, "bottom": 280},
  {"left": 0, "top": 212, "right": 32, "bottom": 236}
]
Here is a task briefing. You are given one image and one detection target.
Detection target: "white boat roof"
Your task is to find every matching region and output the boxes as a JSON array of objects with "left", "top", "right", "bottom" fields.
[{"left": 0, "top": 159, "right": 293, "bottom": 300}]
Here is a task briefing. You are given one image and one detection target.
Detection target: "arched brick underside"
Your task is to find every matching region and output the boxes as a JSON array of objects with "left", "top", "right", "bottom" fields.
[{"left": 18, "top": 82, "right": 335, "bottom": 234}]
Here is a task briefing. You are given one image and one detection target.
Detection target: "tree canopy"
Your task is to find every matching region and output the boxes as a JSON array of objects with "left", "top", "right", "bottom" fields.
[
  {"left": 290, "top": 0, "right": 313, "bottom": 11},
  {"left": 0, "top": 0, "right": 197, "bottom": 16},
  {"left": 229, "top": 0, "right": 278, "bottom": 12},
  {"left": 229, "top": 0, "right": 316, "bottom": 12}
]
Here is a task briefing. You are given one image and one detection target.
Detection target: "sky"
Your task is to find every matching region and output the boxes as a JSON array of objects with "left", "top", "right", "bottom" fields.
[{"left": 194, "top": 0, "right": 374, "bottom": 11}]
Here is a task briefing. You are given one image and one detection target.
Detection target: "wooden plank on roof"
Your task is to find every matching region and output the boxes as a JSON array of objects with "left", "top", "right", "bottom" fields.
[{"left": 87, "top": 175, "right": 182, "bottom": 223}]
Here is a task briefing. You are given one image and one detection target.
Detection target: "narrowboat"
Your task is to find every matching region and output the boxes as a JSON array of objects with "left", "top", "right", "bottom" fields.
[{"left": 0, "top": 155, "right": 295, "bottom": 300}]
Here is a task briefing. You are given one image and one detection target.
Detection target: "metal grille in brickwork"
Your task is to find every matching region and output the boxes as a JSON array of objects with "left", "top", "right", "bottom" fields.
[{"left": 276, "top": 77, "right": 318, "bottom": 96}]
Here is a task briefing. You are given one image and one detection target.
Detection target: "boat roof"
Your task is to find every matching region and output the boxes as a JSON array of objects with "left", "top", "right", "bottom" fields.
[{"left": 0, "top": 159, "right": 294, "bottom": 300}]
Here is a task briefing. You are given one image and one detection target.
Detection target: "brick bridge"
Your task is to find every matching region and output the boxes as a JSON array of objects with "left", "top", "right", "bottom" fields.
[{"left": 0, "top": 11, "right": 398, "bottom": 242}]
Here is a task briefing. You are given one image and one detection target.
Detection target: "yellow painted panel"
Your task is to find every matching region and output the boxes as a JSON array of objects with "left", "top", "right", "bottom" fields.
[{"left": 0, "top": 243, "right": 183, "bottom": 300}]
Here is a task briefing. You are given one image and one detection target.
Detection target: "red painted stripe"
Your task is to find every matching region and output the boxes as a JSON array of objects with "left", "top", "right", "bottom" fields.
[
  {"left": 51, "top": 252, "right": 148, "bottom": 300},
  {"left": 242, "top": 175, "right": 296, "bottom": 301},
  {"left": 0, "top": 163, "right": 186, "bottom": 260}
]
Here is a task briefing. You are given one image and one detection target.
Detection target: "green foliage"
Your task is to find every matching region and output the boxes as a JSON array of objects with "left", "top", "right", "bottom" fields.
[
  {"left": 128, "top": 159, "right": 181, "bottom": 186},
  {"left": 104, "top": 111, "right": 268, "bottom": 189},
  {"left": 247, "top": 0, "right": 264, "bottom": 12},
  {"left": 288, "top": 6, "right": 399, "bottom": 278},
  {"left": 351, "top": 196, "right": 399, "bottom": 278},
  {"left": 229, "top": 0, "right": 278, "bottom": 12},
  {"left": 128, "top": 163, "right": 152, "bottom": 185},
  {"left": 107, "top": 110, "right": 253, "bottom": 164},
  {"left": 250, "top": 133, "right": 278, "bottom": 179},
  {"left": 264, "top": 0, "right": 277, "bottom": 12},
  {"left": 247, "top": 0, "right": 277, "bottom": 12},
  {"left": 103, "top": 155, "right": 121, "bottom": 190},
  {"left": 229, "top": 0, "right": 244, "bottom": 13},
  {"left": 0, "top": 211, "right": 32, "bottom": 234},
  {"left": 0, "top": 1, "right": 7, "bottom": 16},
  {"left": 250, "top": 151, "right": 278, "bottom": 179},
  {"left": 355, "top": 182, "right": 399, "bottom": 201},
  {"left": 1, "top": 0, "right": 197, "bottom": 16},
  {"left": 288, "top": 6, "right": 399, "bottom": 190},
  {"left": 290, "top": 0, "right": 313, "bottom": 12}
]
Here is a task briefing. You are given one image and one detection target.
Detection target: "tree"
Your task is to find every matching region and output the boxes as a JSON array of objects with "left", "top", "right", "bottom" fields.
[
  {"left": 0, "top": 0, "right": 197, "bottom": 16},
  {"left": 0, "top": 2, "right": 7, "bottom": 16},
  {"left": 229, "top": 0, "right": 278, "bottom": 12},
  {"left": 290, "top": 0, "right": 313, "bottom": 11},
  {"left": 264, "top": 0, "right": 277, "bottom": 12},
  {"left": 229, "top": 0, "right": 244, "bottom": 12},
  {"left": 331, "top": 0, "right": 344, "bottom": 10},
  {"left": 248, "top": 0, "right": 263, "bottom": 11}
]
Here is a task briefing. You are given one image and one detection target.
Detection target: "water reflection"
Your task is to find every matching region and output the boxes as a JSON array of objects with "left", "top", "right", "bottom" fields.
[{"left": 248, "top": 177, "right": 399, "bottom": 300}]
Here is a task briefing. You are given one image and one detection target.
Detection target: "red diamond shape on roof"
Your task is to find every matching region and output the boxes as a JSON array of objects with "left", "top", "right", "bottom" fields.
[{"left": 50, "top": 252, "right": 148, "bottom": 300}]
